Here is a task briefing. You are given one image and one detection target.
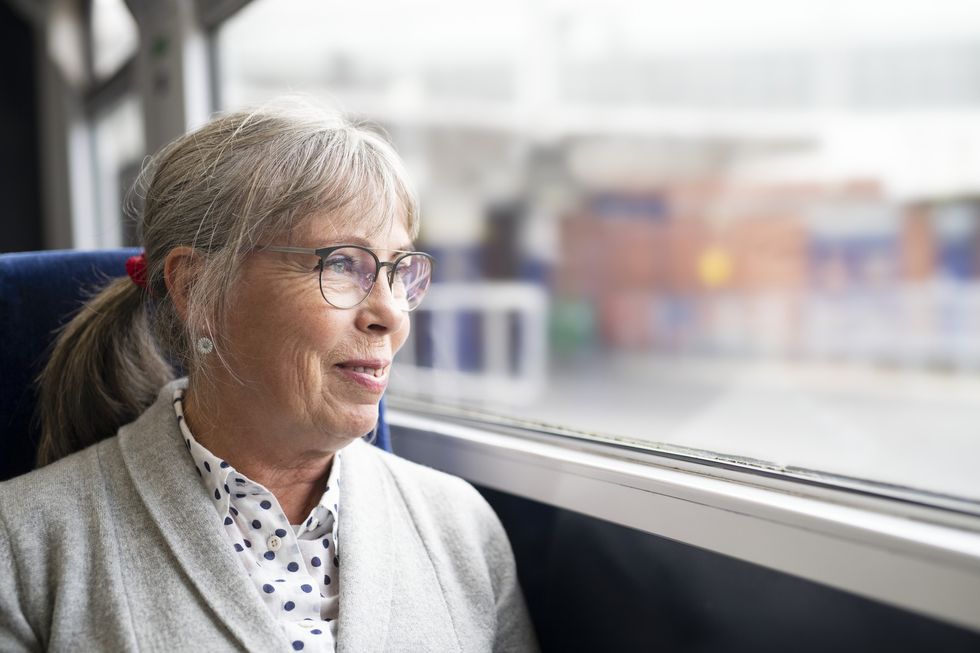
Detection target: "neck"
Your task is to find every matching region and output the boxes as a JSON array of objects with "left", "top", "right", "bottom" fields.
[{"left": 182, "top": 380, "right": 335, "bottom": 524}]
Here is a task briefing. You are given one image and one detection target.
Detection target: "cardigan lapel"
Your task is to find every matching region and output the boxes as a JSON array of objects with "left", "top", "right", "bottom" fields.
[
  {"left": 335, "top": 439, "right": 395, "bottom": 652},
  {"left": 116, "top": 380, "right": 286, "bottom": 652}
]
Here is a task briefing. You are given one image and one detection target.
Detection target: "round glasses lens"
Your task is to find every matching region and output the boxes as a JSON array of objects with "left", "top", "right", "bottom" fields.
[
  {"left": 392, "top": 254, "right": 433, "bottom": 310},
  {"left": 319, "top": 247, "right": 376, "bottom": 308}
]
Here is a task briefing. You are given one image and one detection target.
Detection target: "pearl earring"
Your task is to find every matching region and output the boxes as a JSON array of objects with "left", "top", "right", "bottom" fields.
[{"left": 196, "top": 336, "right": 214, "bottom": 355}]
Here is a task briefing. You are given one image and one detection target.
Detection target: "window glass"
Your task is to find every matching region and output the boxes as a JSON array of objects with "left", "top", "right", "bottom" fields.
[
  {"left": 217, "top": 0, "right": 980, "bottom": 505},
  {"left": 92, "top": 93, "right": 144, "bottom": 247},
  {"left": 90, "top": 0, "right": 139, "bottom": 81}
]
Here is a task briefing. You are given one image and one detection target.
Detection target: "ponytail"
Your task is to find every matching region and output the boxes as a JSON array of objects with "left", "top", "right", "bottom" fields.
[{"left": 36, "top": 277, "right": 174, "bottom": 467}]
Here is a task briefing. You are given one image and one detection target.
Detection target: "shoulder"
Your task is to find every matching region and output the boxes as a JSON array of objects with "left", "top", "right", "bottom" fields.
[
  {"left": 0, "top": 380, "right": 182, "bottom": 533},
  {"left": 0, "top": 437, "right": 120, "bottom": 536},
  {"left": 1, "top": 437, "right": 114, "bottom": 504},
  {"left": 345, "top": 440, "right": 507, "bottom": 552},
  {"left": 351, "top": 439, "right": 491, "bottom": 513},
  {"left": 343, "top": 441, "right": 537, "bottom": 650}
]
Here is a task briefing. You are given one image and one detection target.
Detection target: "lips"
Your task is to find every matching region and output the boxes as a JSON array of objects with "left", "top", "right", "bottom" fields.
[{"left": 334, "top": 359, "right": 391, "bottom": 392}]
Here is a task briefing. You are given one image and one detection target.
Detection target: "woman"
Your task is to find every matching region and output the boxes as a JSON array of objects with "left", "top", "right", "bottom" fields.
[{"left": 0, "top": 105, "right": 537, "bottom": 652}]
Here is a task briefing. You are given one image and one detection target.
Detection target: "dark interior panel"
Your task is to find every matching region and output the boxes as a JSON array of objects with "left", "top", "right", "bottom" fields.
[
  {"left": 477, "top": 486, "right": 980, "bottom": 653},
  {"left": 0, "top": 3, "right": 41, "bottom": 253}
]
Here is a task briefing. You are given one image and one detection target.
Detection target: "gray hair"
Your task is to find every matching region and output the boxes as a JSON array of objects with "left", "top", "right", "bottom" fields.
[{"left": 36, "top": 102, "right": 419, "bottom": 466}]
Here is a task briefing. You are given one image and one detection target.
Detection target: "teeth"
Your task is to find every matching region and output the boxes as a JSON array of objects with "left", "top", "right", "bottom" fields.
[{"left": 347, "top": 365, "right": 387, "bottom": 378}]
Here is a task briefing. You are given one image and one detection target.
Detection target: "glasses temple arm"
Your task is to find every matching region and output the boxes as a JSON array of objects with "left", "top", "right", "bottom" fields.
[{"left": 262, "top": 246, "right": 320, "bottom": 255}]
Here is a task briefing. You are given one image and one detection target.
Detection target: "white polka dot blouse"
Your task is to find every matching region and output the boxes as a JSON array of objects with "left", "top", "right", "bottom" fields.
[{"left": 174, "top": 387, "right": 341, "bottom": 652}]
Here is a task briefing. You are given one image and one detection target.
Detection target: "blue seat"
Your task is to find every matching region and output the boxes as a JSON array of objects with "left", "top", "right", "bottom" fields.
[{"left": 0, "top": 249, "right": 391, "bottom": 482}]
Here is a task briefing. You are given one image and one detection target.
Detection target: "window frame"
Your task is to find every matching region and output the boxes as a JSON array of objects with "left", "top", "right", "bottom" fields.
[{"left": 388, "top": 406, "right": 980, "bottom": 634}]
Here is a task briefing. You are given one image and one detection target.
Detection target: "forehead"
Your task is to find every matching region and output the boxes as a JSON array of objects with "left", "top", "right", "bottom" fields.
[{"left": 290, "top": 209, "right": 413, "bottom": 250}]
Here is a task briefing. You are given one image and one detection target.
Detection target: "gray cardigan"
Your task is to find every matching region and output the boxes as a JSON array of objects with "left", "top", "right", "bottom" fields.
[{"left": 0, "top": 382, "right": 538, "bottom": 652}]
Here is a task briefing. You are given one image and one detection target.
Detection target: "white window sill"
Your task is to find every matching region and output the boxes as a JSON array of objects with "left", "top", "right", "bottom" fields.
[{"left": 388, "top": 408, "right": 980, "bottom": 634}]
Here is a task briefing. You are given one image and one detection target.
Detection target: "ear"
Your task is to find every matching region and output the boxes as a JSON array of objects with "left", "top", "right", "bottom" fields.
[{"left": 164, "top": 246, "right": 201, "bottom": 321}]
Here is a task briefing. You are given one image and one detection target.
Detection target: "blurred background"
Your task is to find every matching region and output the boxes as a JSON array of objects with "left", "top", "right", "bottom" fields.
[{"left": 4, "top": 0, "right": 980, "bottom": 505}]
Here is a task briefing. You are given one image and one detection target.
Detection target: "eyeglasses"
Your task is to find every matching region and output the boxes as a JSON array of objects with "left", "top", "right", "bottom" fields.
[{"left": 263, "top": 245, "right": 434, "bottom": 312}]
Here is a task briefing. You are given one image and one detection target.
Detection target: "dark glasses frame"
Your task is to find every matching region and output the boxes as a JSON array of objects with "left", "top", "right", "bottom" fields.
[{"left": 263, "top": 245, "right": 435, "bottom": 311}]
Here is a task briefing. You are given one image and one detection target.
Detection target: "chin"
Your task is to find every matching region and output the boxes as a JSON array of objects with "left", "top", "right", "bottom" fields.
[{"left": 331, "top": 404, "right": 380, "bottom": 439}]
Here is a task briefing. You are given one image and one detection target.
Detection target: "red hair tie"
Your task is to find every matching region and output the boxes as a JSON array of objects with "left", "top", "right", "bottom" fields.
[{"left": 126, "top": 253, "right": 149, "bottom": 289}]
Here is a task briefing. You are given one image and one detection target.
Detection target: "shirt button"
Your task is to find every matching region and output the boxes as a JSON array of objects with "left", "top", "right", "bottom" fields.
[
  {"left": 267, "top": 535, "right": 282, "bottom": 551},
  {"left": 298, "top": 621, "right": 315, "bottom": 629}
]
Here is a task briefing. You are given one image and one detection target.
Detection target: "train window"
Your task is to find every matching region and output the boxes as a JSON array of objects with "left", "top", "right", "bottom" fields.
[
  {"left": 214, "top": 0, "right": 980, "bottom": 511},
  {"left": 91, "top": 93, "right": 144, "bottom": 247},
  {"left": 88, "top": 0, "right": 138, "bottom": 81}
]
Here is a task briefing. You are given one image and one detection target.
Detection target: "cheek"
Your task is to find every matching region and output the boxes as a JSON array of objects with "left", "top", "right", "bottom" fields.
[
  {"left": 392, "top": 316, "right": 411, "bottom": 355},
  {"left": 265, "top": 323, "right": 336, "bottom": 411},
  {"left": 286, "top": 314, "right": 342, "bottom": 371},
  {"left": 232, "top": 298, "right": 334, "bottom": 381}
]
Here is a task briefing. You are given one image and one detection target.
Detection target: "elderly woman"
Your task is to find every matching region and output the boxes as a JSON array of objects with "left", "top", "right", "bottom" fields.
[{"left": 0, "top": 106, "right": 537, "bottom": 652}]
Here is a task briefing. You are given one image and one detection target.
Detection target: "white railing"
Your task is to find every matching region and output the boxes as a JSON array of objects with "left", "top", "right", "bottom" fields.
[{"left": 390, "top": 282, "right": 549, "bottom": 406}]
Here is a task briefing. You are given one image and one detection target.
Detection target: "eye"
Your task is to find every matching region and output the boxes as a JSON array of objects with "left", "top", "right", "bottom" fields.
[{"left": 323, "top": 255, "right": 356, "bottom": 275}]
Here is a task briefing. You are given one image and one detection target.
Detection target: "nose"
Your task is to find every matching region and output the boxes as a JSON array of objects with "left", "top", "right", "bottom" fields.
[{"left": 356, "top": 271, "right": 407, "bottom": 334}]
